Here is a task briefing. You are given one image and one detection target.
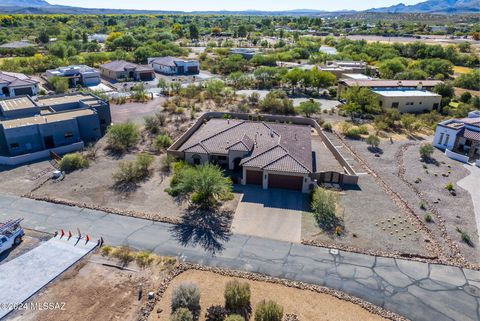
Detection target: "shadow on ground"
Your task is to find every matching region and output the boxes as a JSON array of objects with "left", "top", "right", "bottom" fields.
[{"left": 170, "top": 207, "right": 233, "bottom": 255}]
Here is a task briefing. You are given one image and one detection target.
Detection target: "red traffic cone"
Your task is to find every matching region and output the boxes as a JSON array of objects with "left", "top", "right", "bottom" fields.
[
  {"left": 68, "top": 230, "right": 72, "bottom": 240},
  {"left": 60, "top": 229, "right": 65, "bottom": 238},
  {"left": 85, "top": 235, "right": 90, "bottom": 244}
]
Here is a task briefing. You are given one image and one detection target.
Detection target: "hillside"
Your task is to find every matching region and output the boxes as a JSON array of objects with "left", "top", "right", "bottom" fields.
[{"left": 369, "top": 0, "right": 480, "bottom": 13}]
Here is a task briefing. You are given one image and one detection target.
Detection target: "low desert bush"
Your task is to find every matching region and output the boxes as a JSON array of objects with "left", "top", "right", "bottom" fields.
[
  {"left": 254, "top": 300, "right": 283, "bottom": 321},
  {"left": 205, "top": 305, "right": 228, "bottom": 321},
  {"left": 171, "top": 308, "right": 193, "bottom": 321},
  {"left": 171, "top": 282, "right": 201, "bottom": 318},
  {"left": 59, "top": 153, "right": 89, "bottom": 173},
  {"left": 225, "top": 280, "right": 251, "bottom": 318},
  {"left": 112, "top": 246, "right": 135, "bottom": 266},
  {"left": 113, "top": 154, "right": 155, "bottom": 186},
  {"left": 311, "top": 187, "right": 339, "bottom": 231},
  {"left": 419, "top": 143, "right": 434, "bottom": 161},
  {"left": 154, "top": 134, "right": 173, "bottom": 151},
  {"left": 136, "top": 251, "right": 154, "bottom": 267},
  {"left": 100, "top": 245, "right": 113, "bottom": 257}
]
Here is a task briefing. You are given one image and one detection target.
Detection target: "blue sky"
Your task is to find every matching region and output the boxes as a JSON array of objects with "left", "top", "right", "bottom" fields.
[{"left": 47, "top": 0, "right": 423, "bottom": 11}]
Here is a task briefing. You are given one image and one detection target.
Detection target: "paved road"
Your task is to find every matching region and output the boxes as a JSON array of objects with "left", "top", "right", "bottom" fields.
[
  {"left": 0, "top": 194, "right": 479, "bottom": 321},
  {"left": 0, "top": 236, "right": 96, "bottom": 319}
]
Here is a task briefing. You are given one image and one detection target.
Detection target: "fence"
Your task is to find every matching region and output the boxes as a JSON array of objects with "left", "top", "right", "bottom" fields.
[{"left": 0, "top": 142, "right": 84, "bottom": 166}]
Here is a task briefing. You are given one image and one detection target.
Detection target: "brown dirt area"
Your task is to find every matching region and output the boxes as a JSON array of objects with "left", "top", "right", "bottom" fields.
[
  {"left": 7, "top": 254, "right": 175, "bottom": 321},
  {"left": 149, "top": 270, "right": 388, "bottom": 321}
]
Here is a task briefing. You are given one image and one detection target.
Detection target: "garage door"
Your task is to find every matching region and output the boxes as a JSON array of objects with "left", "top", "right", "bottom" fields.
[
  {"left": 246, "top": 170, "right": 262, "bottom": 185},
  {"left": 139, "top": 72, "right": 153, "bottom": 81},
  {"left": 268, "top": 174, "right": 303, "bottom": 191},
  {"left": 13, "top": 87, "right": 33, "bottom": 96}
]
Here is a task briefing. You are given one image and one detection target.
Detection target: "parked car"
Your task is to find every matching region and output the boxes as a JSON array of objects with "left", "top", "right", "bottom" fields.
[{"left": 0, "top": 218, "right": 24, "bottom": 255}]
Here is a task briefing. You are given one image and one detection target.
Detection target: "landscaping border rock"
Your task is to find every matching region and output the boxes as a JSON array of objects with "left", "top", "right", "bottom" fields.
[{"left": 137, "top": 263, "right": 409, "bottom": 321}]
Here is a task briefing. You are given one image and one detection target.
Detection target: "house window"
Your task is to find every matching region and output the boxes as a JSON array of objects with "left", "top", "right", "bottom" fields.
[
  {"left": 433, "top": 103, "right": 439, "bottom": 110},
  {"left": 465, "top": 139, "right": 472, "bottom": 147},
  {"left": 64, "top": 132, "right": 74, "bottom": 138},
  {"left": 438, "top": 133, "right": 444, "bottom": 145},
  {"left": 391, "top": 102, "right": 399, "bottom": 108},
  {"left": 444, "top": 134, "right": 450, "bottom": 146},
  {"left": 10, "top": 142, "right": 19, "bottom": 149},
  {"left": 192, "top": 154, "right": 201, "bottom": 165},
  {"left": 217, "top": 156, "right": 227, "bottom": 161}
]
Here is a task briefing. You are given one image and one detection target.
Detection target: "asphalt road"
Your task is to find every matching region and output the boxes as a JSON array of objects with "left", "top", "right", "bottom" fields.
[{"left": 1, "top": 193, "right": 479, "bottom": 321}]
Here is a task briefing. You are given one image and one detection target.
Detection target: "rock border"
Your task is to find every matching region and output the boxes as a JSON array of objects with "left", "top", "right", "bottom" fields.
[{"left": 137, "top": 263, "right": 409, "bottom": 321}]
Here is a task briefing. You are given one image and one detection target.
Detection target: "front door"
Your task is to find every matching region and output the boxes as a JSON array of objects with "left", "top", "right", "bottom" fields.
[{"left": 44, "top": 136, "right": 55, "bottom": 149}]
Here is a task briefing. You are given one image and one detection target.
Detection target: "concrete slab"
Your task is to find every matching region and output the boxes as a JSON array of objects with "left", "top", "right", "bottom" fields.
[
  {"left": 458, "top": 165, "right": 480, "bottom": 244},
  {"left": 0, "top": 235, "right": 97, "bottom": 319},
  {"left": 232, "top": 186, "right": 307, "bottom": 243}
]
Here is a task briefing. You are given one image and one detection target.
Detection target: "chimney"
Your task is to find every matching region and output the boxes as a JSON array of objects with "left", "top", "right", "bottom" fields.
[{"left": 417, "top": 81, "right": 423, "bottom": 90}]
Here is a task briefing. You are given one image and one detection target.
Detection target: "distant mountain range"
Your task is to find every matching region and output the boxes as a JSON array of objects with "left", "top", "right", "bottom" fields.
[{"left": 0, "top": 0, "right": 478, "bottom": 15}]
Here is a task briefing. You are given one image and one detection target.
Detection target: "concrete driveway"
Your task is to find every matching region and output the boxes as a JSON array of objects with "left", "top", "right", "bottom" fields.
[
  {"left": 231, "top": 185, "right": 310, "bottom": 243},
  {"left": 458, "top": 164, "right": 480, "bottom": 244}
]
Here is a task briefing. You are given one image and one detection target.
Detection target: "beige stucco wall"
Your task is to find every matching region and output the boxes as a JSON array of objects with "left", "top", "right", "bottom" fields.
[{"left": 377, "top": 94, "right": 441, "bottom": 113}]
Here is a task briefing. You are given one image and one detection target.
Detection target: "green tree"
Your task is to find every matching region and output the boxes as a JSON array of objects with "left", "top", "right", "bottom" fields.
[
  {"left": 283, "top": 68, "right": 304, "bottom": 95},
  {"left": 341, "top": 86, "right": 381, "bottom": 120},
  {"left": 419, "top": 143, "right": 434, "bottom": 161},
  {"left": 154, "top": 134, "right": 173, "bottom": 151},
  {"left": 311, "top": 187, "right": 338, "bottom": 231},
  {"left": 454, "top": 70, "right": 480, "bottom": 90},
  {"left": 189, "top": 24, "right": 199, "bottom": 40},
  {"left": 168, "top": 163, "right": 233, "bottom": 208},
  {"left": 170, "top": 308, "right": 193, "bottom": 321},
  {"left": 298, "top": 99, "right": 321, "bottom": 117},
  {"left": 59, "top": 153, "right": 89, "bottom": 173},
  {"left": 378, "top": 58, "right": 407, "bottom": 79},
  {"left": 107, "top": 123, "right": 140, "bottom": 152},
  {"left": 49, "top": 76, "right": 69, "bottom": 94},
  {"left": 254, "top": 300, "right": 283, "bottom": 321},
  {"left": 309, "top": 68, "right": 336, "bottom": 93}
]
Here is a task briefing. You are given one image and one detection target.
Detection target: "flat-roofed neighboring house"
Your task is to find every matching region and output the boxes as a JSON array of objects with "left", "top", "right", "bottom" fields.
[
  {"left": 0, "top": 93, "right": 111, "bottom": 160},
  {"left": 99, "top": 60, "right": 155, "bottom": 82},
  {"left": 372, "top": 88, "right": 441, "bottom": 113},
  {"left": 148, "top": 57, "right": 200, "bottom": 75},
  {"left": 0, "top": 72, "right": 39, "bottom": 98},
  {"left": 319, "top": 46, "right": 338, "bottom": 55},
  {"left": 46, "top": 65, "right": 101, "bottom": 87},
  {"left": 434, "top": 111, "right": 480, "bottom": 163},
  {"left": 0, "top": 41, "right": 36, "bottom": 49},
  {"left": 229, "top": 48, "right": 259, "bottom": 60},
  {"left": 337, "top": 79, "right": 443, "bottom": 96}
]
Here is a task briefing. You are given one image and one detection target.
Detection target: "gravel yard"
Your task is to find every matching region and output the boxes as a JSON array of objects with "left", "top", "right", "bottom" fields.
[{"left": 345, "top": 136, "right": 480, "bottom": 264}]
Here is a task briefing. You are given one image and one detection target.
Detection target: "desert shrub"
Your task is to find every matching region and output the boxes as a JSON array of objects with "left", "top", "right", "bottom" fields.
[
  {"left": 100, "top": 245, "right": 113, "bottom": 257},
  {"left": 456, "top": 227, "right": 473, "bottom": 246},
  {"left": 154, "top": 134, "right": 173, "bottom": 151},
  {"left": 205, "top": 305, "right": 228, "bottom": 321},
  {"left": 161, "top": 154, "right": 177, "bottom": 172},
  {"left": 136, "top": 251, "right": 154, "bottom": 267},
  {"left": 112, "top": 246, "right": 135, "bottom": 266},
  {"left": 171, "top": 308, "right": 193, "bottom": 321},
  {"left": 50, "top": 76, "right": 69, "bottom": 93},
  {"left": 59, "top": 153, "right": 89, "bottom": 173},
  {"left": 225, "top": 315, "right": 244, "bottom": 321},
  {"left": 444, "top": 182, "right": 455, "bottom": 191},
  {"left": 365, "top": 135, "right": 380, "bottom": 148},
  {"left": 424, "top": 213, "right": 433, "bottom": 223},
  {"left": 144, "top": 112, "right": 167, "bottom": 134},
  {"left": 254, "top": 300, "right": 283, "bottom": 321},
  {"left": 107, "top": 123, "right": 140, "bottom": 152},
  {"left": 322, "top": 122, "right": 332, "bottom": 131},
  {"left": 171, "top": 282, "right": 201, "bottom": 318},
  {"left": 224, "top": 280, "right": 251, "bottom": 318},
  {"left": 419, "top": 143, "right": 434, "bottom": 161},
  {"left": 311, "top": 187, "right": 338, "bottom": 230},
  {"left": 113, "top": 154, "right": 155, "bottom": 186}
]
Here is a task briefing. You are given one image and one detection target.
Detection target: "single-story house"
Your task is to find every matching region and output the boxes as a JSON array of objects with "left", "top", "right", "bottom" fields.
[
  {"left": 148, "top": 57, "right": 200, "bottom": 75},
  {"left": 372, "top": 88, "right": 441, "bottom": 113},
  {"left": 0, "top": 72, "right": 38, "bottom": 98},
  {"left": 46, "top": 65, "right": 101, "bottom": 87},
  {"left": 434, "top": 111, "right": 480, "bottom": 162},
  {"left": 0, "top": 41, "right": 36, "bottom": 49},
  {"left": 172, "top": 118, "right": 315, "bottom": 193},
  {"left": 99, "top": 60, "right": 155, "bottom": 82},
  {"left": 337, "top": 79, "right": 443, "bottom": 97},
  {"left": 0, "top": 93, "right": 111, "bottom": 158}
]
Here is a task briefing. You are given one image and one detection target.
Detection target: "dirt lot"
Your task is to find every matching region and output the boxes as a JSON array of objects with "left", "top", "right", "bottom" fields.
[
  {"left": 347, "top": 136, "right": 480, "bottom": 264},
  {"left": 31, "top": 139, "right": 240, "bottom": 221},
  {"left": 0, "top": 230, "right": 50, "bottom": 265},
  {"left": 0, "top": 161, "right": 54, "bottom": 196},
  {"left": 111, "top": 98, "right": 166, "bottom": 125},
  {"left": 7, "top": 253, "right": 175, "bottom": 321},
  {"left": 150, "top": 270, "right": 388, "bottom": 321}
]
